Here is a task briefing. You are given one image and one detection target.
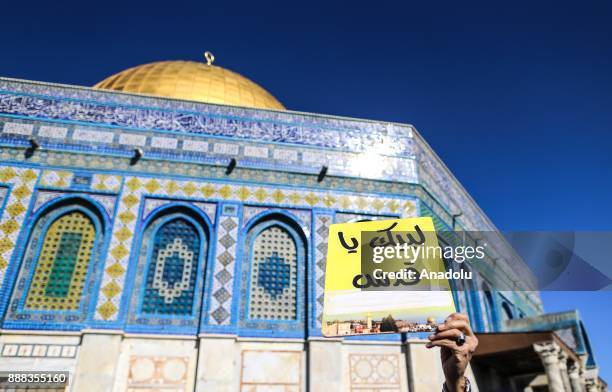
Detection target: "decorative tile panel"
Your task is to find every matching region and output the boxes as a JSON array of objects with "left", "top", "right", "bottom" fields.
[
  {"left": 192, "top": 202, "right": 216, "bottom": 224},
  {"left": 2, "top": 121, "right": 33, "bottom": 136},
  {"left": 142, "top": 218, "right": 200, "bottom": 315},
  {"left": 0, "top": 84, "right": 413, "bottom": 156},
  {"left": 127, "top": 356, "right": 189, "bottom": 391},
  {"left": 1, "top": 343, "right": 78, "bottom": 358},
  {"left": 242, "top": 206, "right": 310, "bottom": 238},
  {"left": 38, "top": 125, "right": 68, "bottom": 139},
  {"left": 208, "top": 213, "right": 238, "bottom": 325},
  {"left": 314, "top": 213, "right": 332, "bottom": 327},
  {"left": 142, "top": 198, "right": 215, "bottom": 224},
  {"left": 31, "top": 190, "right": 116, "bottom": 219},
  {"left": 142, "top": 198, "right": 171, "bottom": 219},
  {"left": 127, "top": 211, "right": 207, "bottom": 331},
  {"left": 182, "top": 139, "right": 209, "bottom": 152},
  {"left": 89, "top": 194, "right": 117, "bottom": 217},
  {"left": 5, "top": 202, "right": 104, "bottom": 325},
  {"left": 273, "top": 148, "right": 298, "bottom": 162},
  {"left": 301, "top": 150, "right": 327, "bottom": 164},
  {"left": 95, "top": 181, "right": 140, "bottom": 320},
  {"left": 248, "top": 226, "right": 297, "bottom": 320},
  {"left": 0, "top": 114, "right": 418, "bottom": 185},
  {"left": 0, "top": 166, "right": 38, "bottom": 284},
  {"left": 213, "top": 142, "right": 239, "bottom": 155},
  {"left": 349, "top": 353, "right": 401, "bottom": 391},
  {"left": 91, "top": 174, "right": 122, "bottom": 192},
  {"left": 40, "top": 170, "right": 73, "bottom": 188},
  {"left": 25, "top": 210, "right": 96, "bottom": 310},
  {"left": 72, "top": 128, "right": 114, "bottom": 144},
  {"left": 72, "top": 173, "right": 92, "bottom": 187},
  {"left": 244, "top": 145, "right": 269, "bottom": 159},
  {"left": 151, "top": 136, "right": 178, "bottom": 149},
  {"left": 119, "top": 133, "right": 147, "bottom": 146}
]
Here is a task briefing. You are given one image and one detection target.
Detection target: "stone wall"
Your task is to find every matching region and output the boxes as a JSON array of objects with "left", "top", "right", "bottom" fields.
[{"left": 1, "top": 331, "right": 476, "bottom": 391}]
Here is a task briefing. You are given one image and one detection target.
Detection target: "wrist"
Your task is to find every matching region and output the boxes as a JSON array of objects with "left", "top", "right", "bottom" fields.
[{"left": 443, "top": 377, "right": 471, "bottom": 392}]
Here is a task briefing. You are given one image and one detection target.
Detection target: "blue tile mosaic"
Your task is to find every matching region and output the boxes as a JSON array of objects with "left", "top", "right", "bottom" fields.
[
  {"left": 257, "top": 252, "right": 291, "bottom": 299},
  {"left": 142, "top": 218, "right": 200, "bottom": 315}
]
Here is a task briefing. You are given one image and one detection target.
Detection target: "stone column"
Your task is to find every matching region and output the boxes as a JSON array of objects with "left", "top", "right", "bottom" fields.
[
  {"left": 584, "top": 379, "right": 598, "bottom": 392},
  {"left": 558, "top": 350, "right": 572, "bottom": 392},
  {"left": 568, "top": 361, "right": 583, "bottom": 392},
  {"left": 308, "top": 339, "right": 343, "bottom": 391},
  {"left": 583, "top": 368, "right": 600, "bottom": 392},
  {"left": 533, "top": 341, "right": 565, "bottom": 392},
  {"left": 72, "top": 332, "right": 122, "bottom": 392}
]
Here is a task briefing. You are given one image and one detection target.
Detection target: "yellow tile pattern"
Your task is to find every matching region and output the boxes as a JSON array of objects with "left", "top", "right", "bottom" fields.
[
  {"left": 24, "top": 211, "right": 95, "bottom": 310},
  {"left": 0, "top": 166, "right": 38, "bottom": 285},
  {"left": 39, "top": 170, "right": 73, "bottom": 188},
  {"left": 92, "top": 174, "right": 122, "bottom": 192}
]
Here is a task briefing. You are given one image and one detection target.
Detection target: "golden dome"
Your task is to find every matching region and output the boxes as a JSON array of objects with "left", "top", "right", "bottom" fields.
[{"left": 93, "top": 56, "right": 285, "bottom": 110}]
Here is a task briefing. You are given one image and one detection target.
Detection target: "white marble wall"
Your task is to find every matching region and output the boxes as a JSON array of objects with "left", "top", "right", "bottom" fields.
[
  {"left": 0, "top": 332, "right": 462, "bottom": 391},
  {"left": 113, "top": 336, "right": 198, "bottom": 392},
  {"left": 238, "top": 344, "right": 304, "bottom": 391}
]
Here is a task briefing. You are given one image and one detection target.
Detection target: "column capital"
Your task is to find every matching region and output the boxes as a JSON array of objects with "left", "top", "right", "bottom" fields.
[
  {"left": 568, "top": 362, "right": 584, "bottom": 392},
  {"left": 533, "top": 341, "right": 565, "bottom": 392},
  {"left": 568, "top": 361, "right": 580, "bottom": 378},
  {"left": 533, "top": 341, "right": 561, "bottom": 366},
  {"left": 557, "top": 349, "right": 569, "bottom": 370},
  {"left": 584, "top": 378, "right": 599, "bottom": 392}
]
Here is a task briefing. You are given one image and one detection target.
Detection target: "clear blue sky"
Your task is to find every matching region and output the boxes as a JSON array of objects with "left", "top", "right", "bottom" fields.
[{"left": 1, "top": 0, "right": 610, "bottom": 382}]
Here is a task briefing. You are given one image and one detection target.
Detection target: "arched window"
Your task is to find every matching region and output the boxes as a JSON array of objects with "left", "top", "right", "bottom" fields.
[
  {"left": 141, "top": 216, "right": 203, "bottom": 315},
  {"left": 127, "top": 207, "right": 208, "bottom": 332},
  {"left": 247, "top": 222, "right": 301, "bottom": 320},
  {"left": 6, "top": 200, "right": 105, "bottom": 327},
  {"left": 25, "top": 209, "right": 97, "bottom": 311}
]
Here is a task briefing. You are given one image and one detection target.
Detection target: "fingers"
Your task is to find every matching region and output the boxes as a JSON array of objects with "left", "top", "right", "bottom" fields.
[
  {"left": 426, "top": 334, "right": 477, "bottom": 352},
  {"left": 425, "top": 339, "right": 456, "bottom": 349},
  {"left": 446, "top": 312, "right": 469, "bottom": 322},
  {"left": 429, "top": 328, "right": 462, "bottom": 341},
  {"left": 437, "top": 319, "right": 473, "bottom": 336},
  {"left": 425, "top": 313, "right": 477, "bottom": 351}
]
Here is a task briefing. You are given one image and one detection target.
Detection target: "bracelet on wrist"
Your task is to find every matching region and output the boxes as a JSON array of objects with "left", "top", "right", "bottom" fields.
[{"left": 442, "top": 377, "right": 471, "bottom": 392}]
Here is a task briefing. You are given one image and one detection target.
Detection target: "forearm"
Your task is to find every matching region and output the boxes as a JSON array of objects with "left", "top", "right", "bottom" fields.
[{"left": 444, "top": 377, "right": 469, "bottom": 392}]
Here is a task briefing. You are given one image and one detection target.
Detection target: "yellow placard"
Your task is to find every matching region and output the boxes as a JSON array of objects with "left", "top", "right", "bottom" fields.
[{"left": 322, "top": 217, "right": 457, "bottom": 337}]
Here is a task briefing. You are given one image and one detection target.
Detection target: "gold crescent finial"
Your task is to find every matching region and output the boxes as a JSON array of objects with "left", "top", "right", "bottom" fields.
[{"left": 204, "top": 51, "right": 215, "bottom": 66}]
